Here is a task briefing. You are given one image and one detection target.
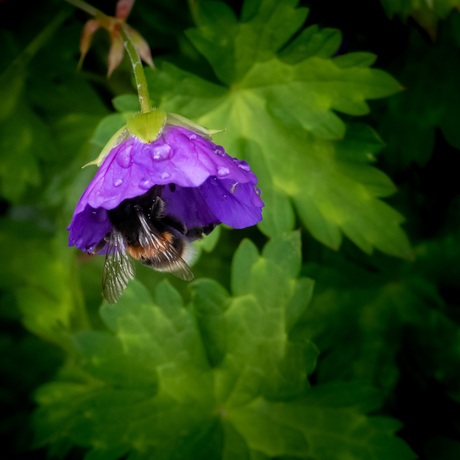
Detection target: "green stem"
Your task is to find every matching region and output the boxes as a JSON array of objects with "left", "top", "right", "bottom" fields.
[
  {"left": 119, "top": 26, "right": 152, "bottom": 113},
  {"left": 64, "top": 0, "right": 101, "bottom": 18},
  {"left": 187, "top": 0, "right": 200, "bottom": 25}
]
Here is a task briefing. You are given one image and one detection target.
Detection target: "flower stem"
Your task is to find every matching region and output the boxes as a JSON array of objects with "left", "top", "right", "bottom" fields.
[
  {"left": 119, "top": 25, "right": 151, "bottom": 113},
  {"left": 187, "top": 0, "right": 200, "bottom": 25},
  {"left": 64, "top": 0, "right": 100, "bottom": 17}
]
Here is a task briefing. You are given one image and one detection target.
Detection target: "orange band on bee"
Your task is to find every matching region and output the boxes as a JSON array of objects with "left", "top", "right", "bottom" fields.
[{"left": 126, "top": 243, "right": 168, "bottom": 260}]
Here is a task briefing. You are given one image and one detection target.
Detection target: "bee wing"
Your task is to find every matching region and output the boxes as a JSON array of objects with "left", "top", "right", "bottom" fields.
[
  {"left": 136, "top": 210, "right": 194, "bottom": 281},
  {"left": 102, "top": 230, "right": 135, "bottom": 304}
]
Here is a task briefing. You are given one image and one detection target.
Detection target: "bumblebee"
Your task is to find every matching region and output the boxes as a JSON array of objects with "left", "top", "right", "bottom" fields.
[{"left": 93, "top": 185, "right": 215, "bottom": 303}]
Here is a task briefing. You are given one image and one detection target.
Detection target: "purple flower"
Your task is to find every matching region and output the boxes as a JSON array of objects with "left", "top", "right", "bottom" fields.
[{"left": 68, "top": 124, "right": 264, "bottom": 255}]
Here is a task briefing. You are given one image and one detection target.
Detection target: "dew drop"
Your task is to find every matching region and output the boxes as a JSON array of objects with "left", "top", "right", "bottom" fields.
[
  {"left": 161, "top": 172, "right": 170, "bottom": 180},
  {"left": 152, "top": 144, "right": 172, "bottom": 161},
  {"left": 255, "top": 186, "right": 261, "bottom": 196},
  {"left": 211, "top": 177, "right": 218, "bottom": 185},
  {"left": 214, "top": 147, "right": 225, "bottom": 156},
  {"left": 217, "top": 166, "right": 230, "bottom": 177},
  {"left": 139, "top": 178, "right": 152, "bottom": 190},
  {"left": 114, "top": 178, "right": 123, "bottom": 187},
  {"left": 116, "top": 148, "right": 132, "bottom": 168},
  {"left": 223, "top": 194, "right": 228, "bottom": 199},
  {"left": 188, "top": 134, "right": 197, "bottom": 140},
  {"left": 230, "top": 182, "right": 238, "bottom": 194},
  {"left": 237, "top": 161, "right": 250, "bottom": 171}
]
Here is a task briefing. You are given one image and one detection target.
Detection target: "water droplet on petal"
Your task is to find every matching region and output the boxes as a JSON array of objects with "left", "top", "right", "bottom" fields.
[
  {"left": 214, "top": 147, "right": 225, "bottom": 156},
  {"left": 114, "top": 178, "right": 123, "bottom": 187},
  {"left": 152, "top": 144, "right": 172, "bottom": 161},
  {"left": 237, "top": 161, "right": 251, "bottom": 171},
  {"left": 217, "top": 167, "right": 229, "bottom": 177},
  {"left": 139, "top": 178, "right": 153, "bottom": 190},
  {"left": 230, "top": 182, "right": 238, "bottom": 194},
  {"left": 223, "top": 194, "right": 228, "bottom": 199},
  {"left": 211, "top": 177, "right": 218, "bottom": 185},
  {"left": 161, "top": 172, "right": 170, "bottom": 180},
  {"left": 116, "top": 148, "right": 132, "bottom": 168},
  {"left": 188, "top": 134, "right": 197, "bottom": 140},
  {"left": 255, "top": 186, "right": 261, "bottom": 196}
]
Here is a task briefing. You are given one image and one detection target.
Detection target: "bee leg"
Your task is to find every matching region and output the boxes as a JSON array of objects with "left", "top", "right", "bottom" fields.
[
  {"left": 150, "top": 196, "right": 166, "bottom": 218},
  {"left": 90, "top": 233, "right": 110, "bottom": 255},
  {"left": 185, "top": 223, "right": 216, "bottom": 239},
  {"left": 161, "top": 214, "right": 188, "bottom": 235}
]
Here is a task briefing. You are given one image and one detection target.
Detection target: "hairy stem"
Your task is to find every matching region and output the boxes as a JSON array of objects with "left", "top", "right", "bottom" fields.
[{"left": 119, "top": 25, "right": 151, "bottom": 113}]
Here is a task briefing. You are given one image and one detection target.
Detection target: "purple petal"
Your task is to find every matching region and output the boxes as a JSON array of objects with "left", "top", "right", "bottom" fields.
[
  {"left": 68, "top": 205, "right": 111, "bottom": 253},
  {"left": 161, "top": 184, "right": 220, "bottom": 231},
  {"left": 199, "top": 178, "right": 264, "bottom": 229}
]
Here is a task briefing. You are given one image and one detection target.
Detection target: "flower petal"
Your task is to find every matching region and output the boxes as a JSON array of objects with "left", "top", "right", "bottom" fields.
[
  {"left": 125, "top": 24, "right": 154, "bottom": 68},
  {"left": 199, "top": 178, "right": 264, "bottom": 228},
  {"left": 150, "top": 126, "right": 260, "bottom": 188},
  {"left": 68, "top": 205, "right": 111, "bottom": 253},
  {"left": 107, "top": 30, "right": 124, "bottom": 77},
  {"left": 68, "top": 125, "right": 264, "bottom": 252},
  {"left": 161, "top": 184, "right": 220, "bottom": 231},
  {"left": 79, "top": 19, "right": 100, "bottom": 69},
  {"left": 115, "top": 0, "right": 135, "bottom": 20}
]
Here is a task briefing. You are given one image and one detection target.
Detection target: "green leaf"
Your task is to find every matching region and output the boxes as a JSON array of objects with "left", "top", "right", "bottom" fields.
[
  {"left": 228, "top": 390, "right": 415, "bottom": 459},
  {"left": 112, "top": 94, "right": 139, "bottom": 113},
  {"left": 34, "top": 280, "right": 216, "bottom": 459},
  {"left": 242, "top": 139, "right": 296, "bottom": 237},
  {"left": 33, "top": 233, "right": 414, "bottom": 458},
  {"left": 240, "top": 56, "right": 400, "bottom": 139},
  {"left": 0, "top": 105, "right": 41, "bottom": 201},
  {"left": 149, "top": 0, "right": 411, "bottom": 259},
  {"left": 0, "top": 56, "right": 25, "bottom": 122},
  {"left": 187, "top": 0, "right": 308, "bottom": 85},
  {"left": 279, "top": 25, "right": 342, "bottom": 64},
  {"left": 191, "top": 278, "right": 230, "bottom": 366},
  {"left": 0, "top": 222, "right": 88, "bottom": 348}
]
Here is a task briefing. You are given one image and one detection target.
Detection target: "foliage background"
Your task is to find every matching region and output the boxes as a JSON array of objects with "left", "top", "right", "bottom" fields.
[{"left": 1, "top": 0, "right": 460, "bottom": 458}]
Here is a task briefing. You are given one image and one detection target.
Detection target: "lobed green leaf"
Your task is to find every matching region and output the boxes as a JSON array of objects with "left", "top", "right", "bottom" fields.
[{"left": 149, "top": 0, "right": 411, "bottom": 259}]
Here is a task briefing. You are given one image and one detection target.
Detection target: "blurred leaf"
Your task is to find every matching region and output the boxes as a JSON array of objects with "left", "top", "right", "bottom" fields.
[
  {"left": 0, "top": 105, "right": 42, "bottom": 201},
  {"left": 424, "top": 436, "right": 460, "bottom": 460},
  {"left": 380, "top": 0, "right": 460, "bottom": 38},
  {"left": 112, "top": 94, "right": 139, "bottom": 112},
  {"left": 379, "top": 26, "right": 460, "bottom": 170},
  {"left": 228, "top": 392, "right": 414, "bottom": 460},
  {"left": 33, "top": 233, "right": 414, "bottom": 458},
  {"left": 149, "top": 0, "right": 412, "bottom": 259},
  {"left": 299, "top": 233, "right": 460, "bottom": 398},
  {"left": 0, "top": 221, "right": 88, "bottom": 348}
]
